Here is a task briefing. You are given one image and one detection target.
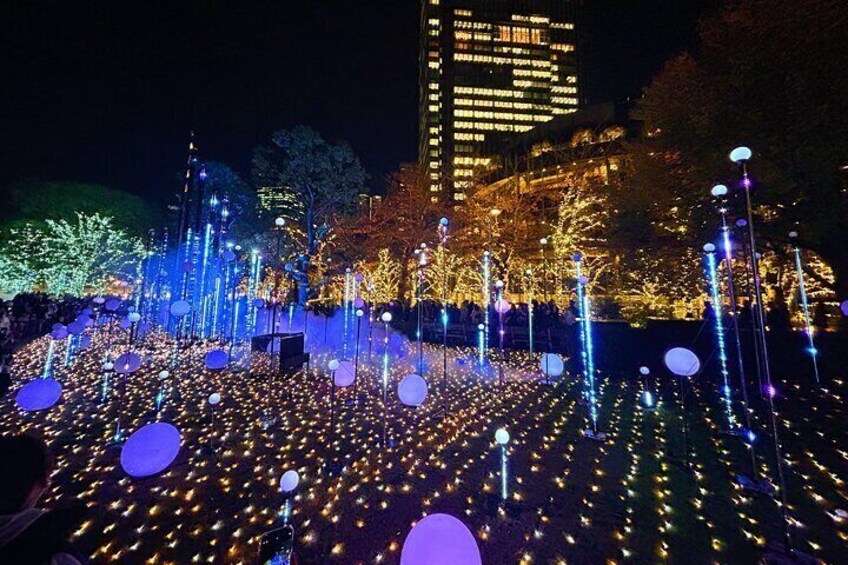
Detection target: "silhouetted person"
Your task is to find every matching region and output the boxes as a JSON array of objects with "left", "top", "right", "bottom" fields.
[
  {"left": 0, "top": 434, "right": 87, "bottom": 564},
  {"left": 812, "top": 302, "right": 828, "bottom": 333}
]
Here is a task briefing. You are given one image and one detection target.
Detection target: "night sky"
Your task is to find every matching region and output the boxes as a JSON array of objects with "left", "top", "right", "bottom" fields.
[{"left": 1, "top": 0, "right": 711, "bottom": 203}]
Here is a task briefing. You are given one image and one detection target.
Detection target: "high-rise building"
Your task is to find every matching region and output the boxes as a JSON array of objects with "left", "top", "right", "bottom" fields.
[{"left": 419, "top": 0, "right": 579, "bottom": 201}]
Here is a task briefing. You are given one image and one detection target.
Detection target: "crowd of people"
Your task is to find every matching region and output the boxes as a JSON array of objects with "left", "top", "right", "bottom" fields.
[
  {"left": 0, "top": 294, "right": 88, "bottom": 359},
  {"left": 384, "top": 298, "right": 579, "bottom": 331}
]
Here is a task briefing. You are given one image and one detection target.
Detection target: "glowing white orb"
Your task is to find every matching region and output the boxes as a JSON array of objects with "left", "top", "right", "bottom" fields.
[
  {"left": 664, "top": 347, "right": 701, "bottom": 377},
  {"left": 788, "top": 231, "right": 798, "bottom": 239},
  {"left": 127, "top": 312, "right": 141, "bottom": 323},
  {"left": 401, "top": 513, "right": 481, "bottom": 565},
  {"left": 120, "top": 423, "right": 181, "bottom": 478},
  {"left": 729, "top": 146, "right": 752, "bottom": 163},
  {"left": 495, "top": 428, "right": 510, "bottom": 445},
  {"left": 334, "top": 361, "right": 356, "bottom": 387},
  {"left": 381, "top": 312, "right": 393, "bottom": 323},
  {"left": 328, "top": 359, "right": 341, "bottom": 372},
  {"left": 539, "top": 353, "right": 564, "bottom": 377},
  {"left": 158, "top": 370, "right": 170, "bottom": 380},
  {"left": 711, "top": 184, "right": 728, "bottom": 197},
  {"left": 280, "top": 470, "right": 300, "bottom": 493},
  {"left": 208, "top": 393, "right": 221, "bottom": 405},
  {"left": 494, "top": 298, "right": 511, "bottom": 314},
  {"left": 398, "top": 374, "right": 428, "bottom": 407},
  {"left": 703, "top": 243, "right": 716, "bottom": 253},
  {"left": 639, "top": 366, "right": 650, "bottom": 376}
]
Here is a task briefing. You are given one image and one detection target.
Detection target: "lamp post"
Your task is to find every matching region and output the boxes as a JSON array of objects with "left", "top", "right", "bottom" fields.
[
  {"left": 495, "top": 428, "right": 510, "bottom": 503},
  {"left": 526, "top": 268, "right": 534, "bottom": 355},
  {"left": 417, "top": 243, "right": 428, "bottom": 375},
  {"left": 540, "top": 238, "right": 549, "bottom": 303},
  {"left": 495, "top": 280, "right": 506, "bottom": 387},
  {"left": 789, "top": 230, "right": 820, "bottom": 383},
  {"left": 270, "top": 217, "right": 285, "bottom": 334},
  {"left": 354, "top": 308, "right": 363, "bottom": 401},
  {"left": 380, "top": 311, "right": 392, "bottom": 447},
  {"left": 712, "top": 184, "right": 760, "bottom": 481},
  {"left": 731, "top": 146, "right": 793, "bottom": 554},
  {"left": 438, "top": 217, "right": 450, "bottom": 418}
]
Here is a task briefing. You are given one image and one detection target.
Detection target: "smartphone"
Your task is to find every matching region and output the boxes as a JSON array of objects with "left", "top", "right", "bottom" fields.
[{"left": 258, "top": 524, "right": 294, "bottom": 565}]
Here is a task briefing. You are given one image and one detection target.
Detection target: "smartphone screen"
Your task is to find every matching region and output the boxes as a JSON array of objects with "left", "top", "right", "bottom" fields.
[{"left": 258, "top": 524, "right": 294, "bottom": 565}]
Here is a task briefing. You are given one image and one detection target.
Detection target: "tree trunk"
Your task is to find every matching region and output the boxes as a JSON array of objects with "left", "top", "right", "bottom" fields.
[
  {"left": 297, "top": 256, "right": 310, "bottom": 306},
  {"left": 396, "top": 250, "right": 411, "bottom": 303}
]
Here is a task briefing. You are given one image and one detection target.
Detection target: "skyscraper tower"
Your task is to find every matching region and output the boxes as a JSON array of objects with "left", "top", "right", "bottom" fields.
[
  {"left": 419, "top": 0, "right": 579, "bottom": 201},
  {"left": 175, "top": 131, "right": 209, "bottom": 253}
]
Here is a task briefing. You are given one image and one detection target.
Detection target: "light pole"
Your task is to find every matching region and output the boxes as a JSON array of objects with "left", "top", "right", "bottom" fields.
[
  {"left": 789, "top": 230, "right": 820, "bottom": 382},
  {"left": 417, "top": 243, "right": 428, "bottom": 375},
  {"left": 712, "top": 183, "right": 760, "bottom": 482},
  {"left": 438, "top": 217, "right": 449, "bottom": 417},
  {"left": 731, "top": 146, "right": 793, "bottom": 554},
  {"left": 540, "top": 238, "right": 549, "bottom": 303},
  {"left": 270, "top": 217, "right": 285, "bottom": 335}
]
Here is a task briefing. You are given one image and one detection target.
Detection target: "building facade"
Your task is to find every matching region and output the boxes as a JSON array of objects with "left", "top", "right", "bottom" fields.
[{"left": 418, "top": 0, "right": 579, "bottom": 202}]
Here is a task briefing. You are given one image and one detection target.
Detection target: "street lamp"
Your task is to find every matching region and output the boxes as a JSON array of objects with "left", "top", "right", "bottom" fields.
[{"left": 539, "top": 237, "right": 549, "bottom": 303}]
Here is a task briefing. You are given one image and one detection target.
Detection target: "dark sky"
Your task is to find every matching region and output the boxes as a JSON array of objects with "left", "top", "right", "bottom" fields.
[{"left": 1, "top": 0, "right": 711, "bottom": 204}]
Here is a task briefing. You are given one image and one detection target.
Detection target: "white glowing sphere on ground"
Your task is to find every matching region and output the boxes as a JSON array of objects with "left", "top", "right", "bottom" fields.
[
  {"left": 398, "top": 374, "right": 428, "bottom": 407},
  {"left": 381, "top": 312, "right": 393, "bottom": 323},
  {"left": 401, "top": 513, "right": 481, "bottom": 565},
  {"left": 703, "top": 243, "right": 716, "bottom": 253},
  {"left": 356, "top": 309, "right": 364, "bottom": 317},
  {"left": 114, "top": 352, "right": 142, "bottom": 374},
  {"left": 103, "top": 361, "right": 114, "bottom": 371},
  {"left": 711, "top": 184, "right": 728, "bottom": 197},
  {"left": 279, "top": 470, "right": 300, "bottom": 493},
  {"left": 328, "top": 359, "right": 341, "bottom": 372},
  {"left": 494, "top": 298, "right": 511, "bottom": 314},
  {"left": 16, "top": 379, "right": 62, "bottom": 411},
  {"left": 639, "top": 366, "right": 650, "bottom": 376},
  {"left": 120, "top": 422, "right": 181, "bottom": 478},
  {"left": 664, "top": 347, "right": 701, "bottom": 377},
  {"left": 539, "top": 353, "right": 564, "bottom": 377},
  {"left": 730, "top": 146, "right": 752, "bottom": 163},
  {"left": 494, "top": 280, "right": 504, "bottom": 289},
  {"left": 208, "top": 393, "right": 221, "bottom": 405},
  {"left": 495, "top": 428, "right": 510, "bottom": 445},
  {"left": 275, "top": 217, "right": 285, "bottom": 227},
  {"left": 127, "top": 312, "right": 141, "bottom": 323},
  {"left": 158, "top": 370, "right": 170, "bottom": 380},
  {"left": 789, "top": 231, "right": 798, "bottom": 239},
  {"left": 334, "top": 361, "right": 356, "bottom": 387}
]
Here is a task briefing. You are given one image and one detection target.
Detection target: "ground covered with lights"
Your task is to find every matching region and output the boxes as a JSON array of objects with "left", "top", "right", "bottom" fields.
[{"left": 3, "top": 327, "right": 848, "bottom": 564}]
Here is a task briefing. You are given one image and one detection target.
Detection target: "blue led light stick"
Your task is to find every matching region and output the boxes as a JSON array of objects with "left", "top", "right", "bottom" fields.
[{"left": 789, "top": 231, "right": 820, "bottom": 383}]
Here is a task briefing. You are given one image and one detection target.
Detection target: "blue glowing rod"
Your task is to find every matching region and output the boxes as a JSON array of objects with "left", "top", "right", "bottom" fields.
[
  {"left": 790, "top": 231, "right": 820, "bottom": 383},
  {"left": 574, "top": 254, "right": 598, "bottom": 435},
  {"left": 704, "top": 243, "right": 735, "bottom": 427}
]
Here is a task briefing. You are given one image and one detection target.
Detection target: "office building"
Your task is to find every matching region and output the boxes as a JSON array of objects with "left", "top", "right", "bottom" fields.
[{"left": 419, "top": 0, "right": 579, "bottom": 201}]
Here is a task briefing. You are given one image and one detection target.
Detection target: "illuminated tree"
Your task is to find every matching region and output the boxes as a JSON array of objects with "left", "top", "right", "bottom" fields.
[
  {"left": 634, "top": 0, "right": 848, "bottom": 296},
  {"left": 360, "top": 249, "right": 400, "bottom": 306},
  {"left": 340, "top": 166, "right": 444, "bottom": 302},
  {"left": 0, "top": 213, "right": 143, "bottom": 296},
  {"left": 252, "top": 126, "right": 365, "bottom": 305}
]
